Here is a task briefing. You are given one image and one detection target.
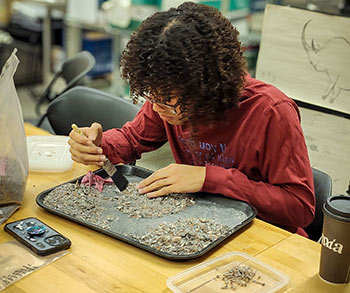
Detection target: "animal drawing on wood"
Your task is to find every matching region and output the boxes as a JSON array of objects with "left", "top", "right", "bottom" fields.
[{"left": 301, "top": 19, "right": 350, "bottom": 103}]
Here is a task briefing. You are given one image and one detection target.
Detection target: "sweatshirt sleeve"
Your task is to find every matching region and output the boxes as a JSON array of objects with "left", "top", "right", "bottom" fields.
[
  {"left": 202, "top": 101, "right": 315, "bottom": 232},
  {"left": 100, "top": 102, "right": 168, "bottom": 164}
]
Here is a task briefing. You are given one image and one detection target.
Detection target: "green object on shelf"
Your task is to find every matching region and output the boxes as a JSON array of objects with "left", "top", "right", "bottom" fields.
[
  {"left": 132, "top": 0, "right": 158, "bottom": 5},
  {"left": 199, "top": 0, "right": 222, "bottom": 10},
  {"left": 188, "top": 0, "right": 251, "bottom": 12},
  {"left": 108, "top": 20, "right": 140, "bottom": 31},
  {"left": 229, "top": 0, "right": 250, "bottom": 10}
]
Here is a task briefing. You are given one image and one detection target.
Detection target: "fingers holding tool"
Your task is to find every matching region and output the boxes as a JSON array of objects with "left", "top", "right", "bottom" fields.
[{"left": 69, "top": 123, "right": 106, "bottom": 166}]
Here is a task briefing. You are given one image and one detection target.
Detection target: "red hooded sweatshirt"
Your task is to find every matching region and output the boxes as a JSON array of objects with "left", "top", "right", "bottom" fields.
[{"left": 101, "top": 76, "right": 315, "bottom": 236}]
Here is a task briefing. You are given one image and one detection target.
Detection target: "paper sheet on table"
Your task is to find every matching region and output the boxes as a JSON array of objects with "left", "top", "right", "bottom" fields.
[{"left": 256, "top": 4, "right": 350, "bottom": 115}]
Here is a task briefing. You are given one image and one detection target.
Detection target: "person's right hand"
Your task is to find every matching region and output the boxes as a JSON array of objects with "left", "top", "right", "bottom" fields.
[{"left": 68, "top": 122, "right": 106, "bottom": 166}]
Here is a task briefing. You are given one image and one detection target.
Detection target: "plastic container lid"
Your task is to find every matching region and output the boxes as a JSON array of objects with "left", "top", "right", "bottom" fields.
[
  {"left": 323, "top": 196, "right": 350, "bottom": 222},
  {"left": 27, "top": 136, "right": 73, "bottom": 172},
  {"left": 167, "top": 251, "right": 289, "bottom": 293}
]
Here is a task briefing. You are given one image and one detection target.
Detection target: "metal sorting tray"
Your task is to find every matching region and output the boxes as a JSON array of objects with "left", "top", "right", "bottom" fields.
[{"left": 36, "top": 165, "right": 257, "bottom": 260}]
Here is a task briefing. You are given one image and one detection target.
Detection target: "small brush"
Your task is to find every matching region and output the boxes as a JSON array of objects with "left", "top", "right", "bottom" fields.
[{"left": 71, "top": 124, "right": 129, "bottom": 191}]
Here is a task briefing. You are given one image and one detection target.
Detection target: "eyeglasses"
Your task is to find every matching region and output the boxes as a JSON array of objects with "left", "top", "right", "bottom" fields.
[{"left": 145, "top": 96, "right": 180, "bottom": 114}]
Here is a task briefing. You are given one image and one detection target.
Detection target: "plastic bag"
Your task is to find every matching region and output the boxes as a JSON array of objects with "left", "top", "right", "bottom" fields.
[
  {"left": 0, "top": 49, "right": 29, "bottom": 224},
  {"left": 0, "top": 240, "right": 69, "bottom": 290}
]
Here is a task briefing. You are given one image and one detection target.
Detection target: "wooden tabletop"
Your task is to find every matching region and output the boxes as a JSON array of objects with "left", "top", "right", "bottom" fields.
[{"left": 1, "top": 123, "right": 346, "bottom": 292}]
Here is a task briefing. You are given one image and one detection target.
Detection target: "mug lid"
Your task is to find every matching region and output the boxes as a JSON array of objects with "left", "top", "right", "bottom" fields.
[{"left": 323, "top": 196, "right": 350, "bottom": 222}]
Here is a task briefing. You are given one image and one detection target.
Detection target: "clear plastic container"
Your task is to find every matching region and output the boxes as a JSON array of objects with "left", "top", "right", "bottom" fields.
[
  {"left": 167, "top": 251, "right": 289, "bottom": 293},
  {"left": 27, "top": 136, "right": 73, "bottom": 172}
]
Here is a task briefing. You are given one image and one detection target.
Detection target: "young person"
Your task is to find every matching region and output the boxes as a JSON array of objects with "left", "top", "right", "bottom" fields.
[{"left": 69, "top": 2, "right": 315, "bottom": 236}]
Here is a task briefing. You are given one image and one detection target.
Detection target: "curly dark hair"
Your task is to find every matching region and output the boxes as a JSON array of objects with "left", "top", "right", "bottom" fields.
[{"left": 120, "top": 1, "right": 247, "bottom": 126}]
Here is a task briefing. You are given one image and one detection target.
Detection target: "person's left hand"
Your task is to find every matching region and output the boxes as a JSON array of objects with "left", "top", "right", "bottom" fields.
[{"left": 137, "top": 163, "right": 206, "bottom": 198}]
